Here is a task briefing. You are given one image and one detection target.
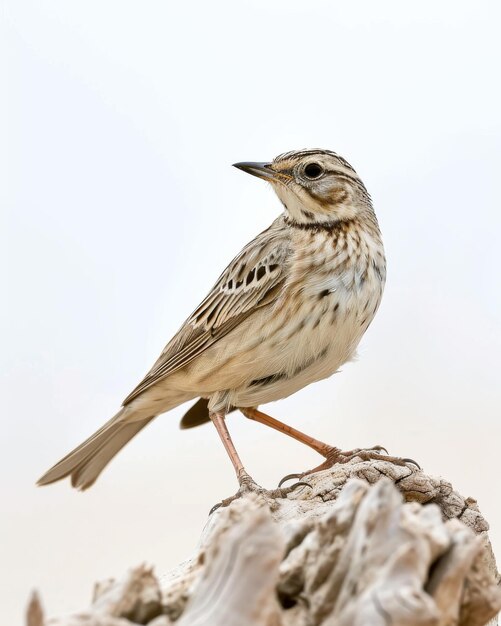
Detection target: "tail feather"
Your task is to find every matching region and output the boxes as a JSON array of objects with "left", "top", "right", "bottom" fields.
[
  {"left": 179, "top": 398, "right": 237, "bottom": 429},
  {"left": 179, "top": 398, "right": 211, "bottom": 429},
  {"left": 37, "top": 409, "right": 155, "bottom": 490}
]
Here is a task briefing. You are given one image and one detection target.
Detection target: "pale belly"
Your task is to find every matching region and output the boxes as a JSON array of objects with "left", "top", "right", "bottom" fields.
[
  {"left": 180, "top": 276, "right": 383, "bottom": 412},
  {"left": 232, "top": 292, "right": 379, "bottom": 408}
]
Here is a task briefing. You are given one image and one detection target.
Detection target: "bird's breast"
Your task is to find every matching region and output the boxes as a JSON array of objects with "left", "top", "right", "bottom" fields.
[
  {"left": 267, "top": 226, "right": 386, "bottom": 379},
  {"left": 187, "top": 223, "right": 386, "bottom": 408}
]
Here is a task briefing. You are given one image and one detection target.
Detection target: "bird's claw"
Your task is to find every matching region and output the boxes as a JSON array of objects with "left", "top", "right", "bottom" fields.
[
  {"left": 340, "top": 448, "right": 421, "bottom": 469},
  {"left": 277, "top": 445, "right": 421, "bottom": 490},
  {"left": 401, "top": 457, "right": 421, "bottom": 469},
  {"left": 209, "top": 490, "right": 244, "bottom": 515},
  {"left": 209, "top": 501, "right": 223, "bottom": 515},
  {"left": 289, "top": 480, "right": 311, "bottom": 490},
  {"left": 278, "top": 473, "right": 304, "bottom": 489},
  {"left": 209, "top": 475, "right": 311, "bottom": 515}
]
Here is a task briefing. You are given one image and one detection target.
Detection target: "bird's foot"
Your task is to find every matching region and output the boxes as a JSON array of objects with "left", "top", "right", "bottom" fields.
[
  {"left": 210, "top": 470, "right": 310, "bottom": 515},
  {"left": 278, "top": 445, "right": 420, "bottom": 488}
]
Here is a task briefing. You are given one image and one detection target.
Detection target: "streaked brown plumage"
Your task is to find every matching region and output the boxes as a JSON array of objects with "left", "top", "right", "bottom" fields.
[{"left": 38, "top": 149, "right": 394, "bottom": 495}]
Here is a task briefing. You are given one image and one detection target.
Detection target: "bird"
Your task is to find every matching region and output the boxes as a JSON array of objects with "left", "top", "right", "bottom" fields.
[{"left": 38, "top": 148, "right": 405, "bottom": 499}]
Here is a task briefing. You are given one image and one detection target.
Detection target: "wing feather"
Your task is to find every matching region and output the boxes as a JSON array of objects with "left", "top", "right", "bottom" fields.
[{"left": 123, "top": 217, "right": 290, "bottom": 405}]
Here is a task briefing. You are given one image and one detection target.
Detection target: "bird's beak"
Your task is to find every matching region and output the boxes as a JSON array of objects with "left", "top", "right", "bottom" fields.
[{"left": 232, "top": 161, "right": 276, "bottom": 181}]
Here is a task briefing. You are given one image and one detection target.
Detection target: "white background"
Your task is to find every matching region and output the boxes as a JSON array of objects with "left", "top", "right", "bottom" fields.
[{"left": 2, "top": 1, "right": 501, "bottom": 623}]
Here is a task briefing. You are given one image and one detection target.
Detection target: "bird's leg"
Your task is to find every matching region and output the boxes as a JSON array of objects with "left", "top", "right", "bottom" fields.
[
  {"left": 240, "top": 407, "right": 335, "bottom": 458},
  {"left": 208, "top": 411, "right": 310, "bottom": 514},
  {"left": 209, "top": 411, "right": 253, "bottom": 486},
  {"left": 240, "top": 407, "right": 419, "bottom": 487}
]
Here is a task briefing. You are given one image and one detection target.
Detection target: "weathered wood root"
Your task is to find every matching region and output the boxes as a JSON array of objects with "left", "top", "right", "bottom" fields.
[{"left": 28, "top": 457, "right": 501, "bottom": 626}]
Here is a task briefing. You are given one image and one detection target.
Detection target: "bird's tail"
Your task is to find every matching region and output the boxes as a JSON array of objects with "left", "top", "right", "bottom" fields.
[
  {"left": 37, "top": 409, "right": 155, "bottom": 490},
  {"left": 179, "top": 398, "right": 237, "bottom": 429},
  {"left": 180, "top": 398, "right": 211, "bottom": 429}
]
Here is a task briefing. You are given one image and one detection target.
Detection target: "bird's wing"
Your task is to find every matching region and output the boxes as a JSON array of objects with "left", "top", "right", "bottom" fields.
[{"left": 123, "top": 217, "right": 291, "bottom": 405}]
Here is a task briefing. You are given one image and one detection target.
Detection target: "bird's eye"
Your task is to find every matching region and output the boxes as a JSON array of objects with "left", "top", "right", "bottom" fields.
[{"left": 303, "top": 162, "right": 324, "bottom": 180}]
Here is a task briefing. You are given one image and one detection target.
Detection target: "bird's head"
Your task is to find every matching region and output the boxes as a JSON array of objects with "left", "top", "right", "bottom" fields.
[{"left": 233, "top": 149, "right": 372, "bottom": 226}]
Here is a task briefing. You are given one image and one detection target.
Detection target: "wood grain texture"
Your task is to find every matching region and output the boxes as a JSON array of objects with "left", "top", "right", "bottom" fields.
[{"left": 30, "top": 457, "right": 501, "bottom": 626}]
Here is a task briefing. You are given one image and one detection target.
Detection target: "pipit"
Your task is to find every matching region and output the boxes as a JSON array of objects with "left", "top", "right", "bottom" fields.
[{"left": 38, "top": 149, "right": 413, "bottom": 502}]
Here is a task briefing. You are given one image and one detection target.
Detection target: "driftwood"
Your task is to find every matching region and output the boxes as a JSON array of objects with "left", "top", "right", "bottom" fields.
[{"left": 28, "top": 456, "right": 501, "bottom": 626}]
